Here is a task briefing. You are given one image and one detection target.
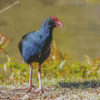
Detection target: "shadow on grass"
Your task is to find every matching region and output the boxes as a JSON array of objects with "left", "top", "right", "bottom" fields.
[{"left": 58, "top": 80, "right": 100, "bottom": 89}]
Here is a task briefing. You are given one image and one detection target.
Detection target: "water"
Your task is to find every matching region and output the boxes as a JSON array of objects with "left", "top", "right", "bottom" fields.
[{"left": 0, "top": 0, "right": 100, "bottom": 65}]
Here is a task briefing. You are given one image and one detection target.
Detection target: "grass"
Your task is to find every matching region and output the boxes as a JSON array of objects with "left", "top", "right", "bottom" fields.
[
  {"left": 0, "top": 36, "right": 100, "bottom": 99},
  {"left": 0, "top": 40, "right": 100, "bottom": 86}
]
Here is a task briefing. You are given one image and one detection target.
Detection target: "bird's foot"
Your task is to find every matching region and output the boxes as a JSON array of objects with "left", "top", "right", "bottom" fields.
[
  {"left": 34, "top": 88, "right": 44, "bottom": 94},
  {"left": 26, "top": 86, "right": 35, "bottom": 93},
  {"left": 14, "top": 85, "right": 35, "bottom": 93}
]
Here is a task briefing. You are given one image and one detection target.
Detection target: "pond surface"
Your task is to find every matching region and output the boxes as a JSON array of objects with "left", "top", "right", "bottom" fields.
[{"left": 0, "top": 0, "right": 100, "bottom": 64}]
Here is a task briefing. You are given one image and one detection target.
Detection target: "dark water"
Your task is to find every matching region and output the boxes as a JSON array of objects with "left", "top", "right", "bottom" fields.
[{"left": 0, "top": 0, "right": 100, "bottom": 65}]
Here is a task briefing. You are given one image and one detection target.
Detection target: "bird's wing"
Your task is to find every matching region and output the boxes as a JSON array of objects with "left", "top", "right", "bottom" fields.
[
  {"left": 18, "top": 31, "right": 35, "bottom": 54},
  {"left": 22, "top": 31, "right": 35, "bottom": 39},
  {"left": 18, "top": 40, "right": 22, "bottom": 54},
  {"left": 18, "top": 31, "right": 46, "bottom": 57}
]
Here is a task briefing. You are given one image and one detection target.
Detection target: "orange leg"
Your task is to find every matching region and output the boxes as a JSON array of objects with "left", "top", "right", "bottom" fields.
[
  {"left": 14, "top": 64, "right": 35, "bottom": 92},
  {"left": 14, "top": 64, "right": 44, "bottom": 94},
  {"left": 34, "top": 65, "right": 44, "bottom": 94},
  {"left": 26, "top": 64, "right": 35, "bottom": 92}
]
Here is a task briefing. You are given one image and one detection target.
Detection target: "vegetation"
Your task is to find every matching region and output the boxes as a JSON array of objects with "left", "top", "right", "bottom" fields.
[
  {"left": 0, "top": 34, "right": 100, "bottom": 99},
  {"left": 0, "top": 34, "right": 100, "bottom": 87}
]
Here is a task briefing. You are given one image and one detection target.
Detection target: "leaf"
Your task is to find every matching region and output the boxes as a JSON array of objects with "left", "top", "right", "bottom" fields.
[
  {"left": 59, "top": 60, "right": 67, "bottom": 69},
  {"left": 0, "top": 73, "right": 4, "bottom": 83}
]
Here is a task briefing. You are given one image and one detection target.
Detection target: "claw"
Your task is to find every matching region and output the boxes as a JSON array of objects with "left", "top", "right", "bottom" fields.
[
  {"left": 14, "top": 85, "right": 35, "bottom": 93},
  {"left": 34, "top": 88, "right": 44, "bottom": 94},
  {"left": 26, "top": 86, "right": 35, "bottom": 93}
]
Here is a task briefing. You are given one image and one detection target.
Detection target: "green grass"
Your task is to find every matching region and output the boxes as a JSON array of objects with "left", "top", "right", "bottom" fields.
[
  {"left": 0, "top": 55, "right": 100, "bottom": 87},
  {"left": 0, "top": 40, "right": 100, "bottom": 87}
]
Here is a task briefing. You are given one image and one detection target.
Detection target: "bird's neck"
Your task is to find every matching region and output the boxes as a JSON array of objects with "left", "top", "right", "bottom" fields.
[{"left": 40, "top": 24, "right": 54, "bottom": 35}]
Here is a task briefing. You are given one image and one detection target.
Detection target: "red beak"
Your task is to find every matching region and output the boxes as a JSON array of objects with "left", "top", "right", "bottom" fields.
[
  {"left": 56, "top": 20, "right": 64, "bottom": 28},
  {"left": 51, "top": 16, "right": 64, "bottom": 28}
]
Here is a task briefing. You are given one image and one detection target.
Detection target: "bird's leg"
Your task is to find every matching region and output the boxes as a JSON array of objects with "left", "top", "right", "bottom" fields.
[
  {"left": 26, "top": 64, "right": 35, "bottom": 92},
  {"left": 38, "top": 65, "right": 42, "bottom": 90},
  {"left": 14, "top": 64, "right": 35, "bottom": 92},
  {"left": 35, "top": 65, "right": 44, "bottom": 94},
  {"left": 29, "top": 64, "right": 32, "bottom": 87}
]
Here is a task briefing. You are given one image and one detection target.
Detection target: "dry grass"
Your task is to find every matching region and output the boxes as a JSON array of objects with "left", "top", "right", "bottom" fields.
[{"left": 1, "top": 80, "right": 100, "bottom": 100}]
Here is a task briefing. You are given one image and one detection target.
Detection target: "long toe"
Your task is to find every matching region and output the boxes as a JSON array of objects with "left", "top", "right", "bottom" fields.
[
  {"left": 35, "top": 88, "right": 44, "bottom": 94},
  {"left": 13, "top": 87, "right": 28, "bottom": 91},
  {"left": 26, "top": 87, "right": 31, "bottom": 93},
  {"left": 26, "top": 87, "right": 35, "bottom": 93}
]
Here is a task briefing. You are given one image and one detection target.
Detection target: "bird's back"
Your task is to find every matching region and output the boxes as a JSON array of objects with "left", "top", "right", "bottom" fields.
[
  {"left": 18, "top": 31, "right": 35, "bottom": 54},
  {"left": 18, "top": 16, "right": 63, "bottom": 64},
  {"left": 18, "top": 31, "right": 52, "bottom": 64}
]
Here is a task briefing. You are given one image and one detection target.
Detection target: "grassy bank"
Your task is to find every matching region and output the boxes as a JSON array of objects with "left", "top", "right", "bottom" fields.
[{"left": 0, "top": 40, "right": 100, "bottom": 99}]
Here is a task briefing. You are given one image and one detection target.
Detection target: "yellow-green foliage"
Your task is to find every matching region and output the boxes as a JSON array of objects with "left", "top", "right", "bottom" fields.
[
  {"left": 0, "top": 40, "right": 100, "bottom": 86},
  {"left": 0, "top": 33, "right": 12, "bottom": 54}
]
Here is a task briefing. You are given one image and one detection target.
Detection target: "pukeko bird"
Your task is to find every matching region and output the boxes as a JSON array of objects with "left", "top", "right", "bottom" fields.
[{"left": 18, "top": 16, "right": 63, "bottom": 93}]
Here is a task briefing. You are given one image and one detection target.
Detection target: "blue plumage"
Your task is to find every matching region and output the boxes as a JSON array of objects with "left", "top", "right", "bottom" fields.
[
  {"left": 18, "top": 16, "right": 63, "bottom": 93},
  {"left": 18, "top": 17, "right": 54, "bottom": 64}
]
